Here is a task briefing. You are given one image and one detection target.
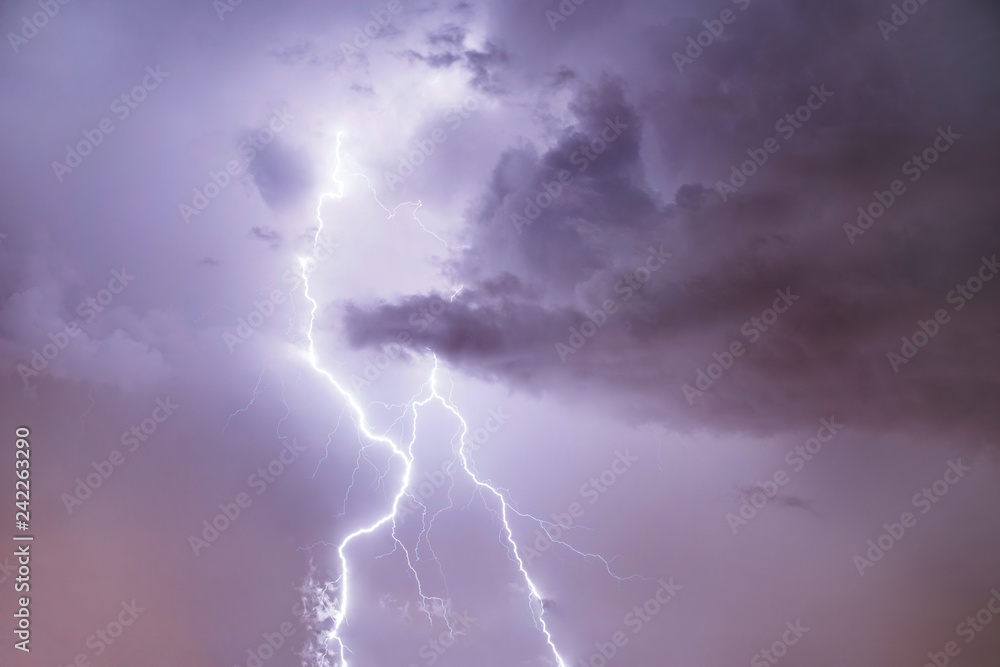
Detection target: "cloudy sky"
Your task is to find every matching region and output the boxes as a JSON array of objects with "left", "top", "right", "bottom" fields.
[{"left": 2, "top": 0, "right": 1000, "bottom": 665}]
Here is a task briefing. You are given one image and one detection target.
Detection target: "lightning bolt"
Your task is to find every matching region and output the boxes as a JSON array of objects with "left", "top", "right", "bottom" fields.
[
  {"left": 341, "top": 155, "right": 451, "bottom": 250},
  {"left": 222, "top": 365, "right": 269, "bottom": 434},
  {"left": 423, "top": 359, "right": 567, "bottom": 666},
  {"left": 299, "top": 261, "right": 465, "bottom": 664},
  {"left": 79, "top": 385, "right": 97, "bottom": 432},
  {"left": 292, "top": 132, "right": 640, "bottom": 666},
  {"left": 293, "top": 132, "right": 448, "bottom": 665}
]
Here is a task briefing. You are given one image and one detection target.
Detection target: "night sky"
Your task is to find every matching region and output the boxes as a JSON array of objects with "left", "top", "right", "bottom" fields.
[{"left": 2, "top": 0, "right": 1000, "bottom": 665}]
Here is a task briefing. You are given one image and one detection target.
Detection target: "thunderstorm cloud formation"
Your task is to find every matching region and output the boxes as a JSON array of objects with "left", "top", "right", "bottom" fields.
[{"left": 1, "top": 0, "right": 999, "bottom": 666}]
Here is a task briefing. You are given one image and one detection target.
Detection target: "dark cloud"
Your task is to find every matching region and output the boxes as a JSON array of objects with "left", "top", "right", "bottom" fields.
[
  {"left": 248, "top": 142, "right": 313, "bottom": 211},
  {"left": 342, "top": 9, "right": 1000, "bottom": 438},
  {"left": 250, "top": 226, "right": 282, "bottom": 247},
  {"left": 427, "top": 24, "right": 467, "bottom": 47},
  {"left": 4, "top": 0, "right": 1000, "bottom": 665}
]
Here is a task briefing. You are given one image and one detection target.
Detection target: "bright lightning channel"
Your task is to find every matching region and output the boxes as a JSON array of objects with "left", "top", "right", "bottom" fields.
[
  {"left": 293, "top": 132, "right": 638, "bottom": 666},
  {"left": 296, "top": 132, "right": 470, "bottom": 665}
]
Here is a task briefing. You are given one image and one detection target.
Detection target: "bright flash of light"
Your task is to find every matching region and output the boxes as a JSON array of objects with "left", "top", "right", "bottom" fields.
[{"left": 289, "top": 132, "right": 641, "bottom": 666}]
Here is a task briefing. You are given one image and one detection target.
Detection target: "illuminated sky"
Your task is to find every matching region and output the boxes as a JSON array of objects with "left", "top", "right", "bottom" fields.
[{"left": 2, "top": 0, "right": 1000, "bottom": 665}]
